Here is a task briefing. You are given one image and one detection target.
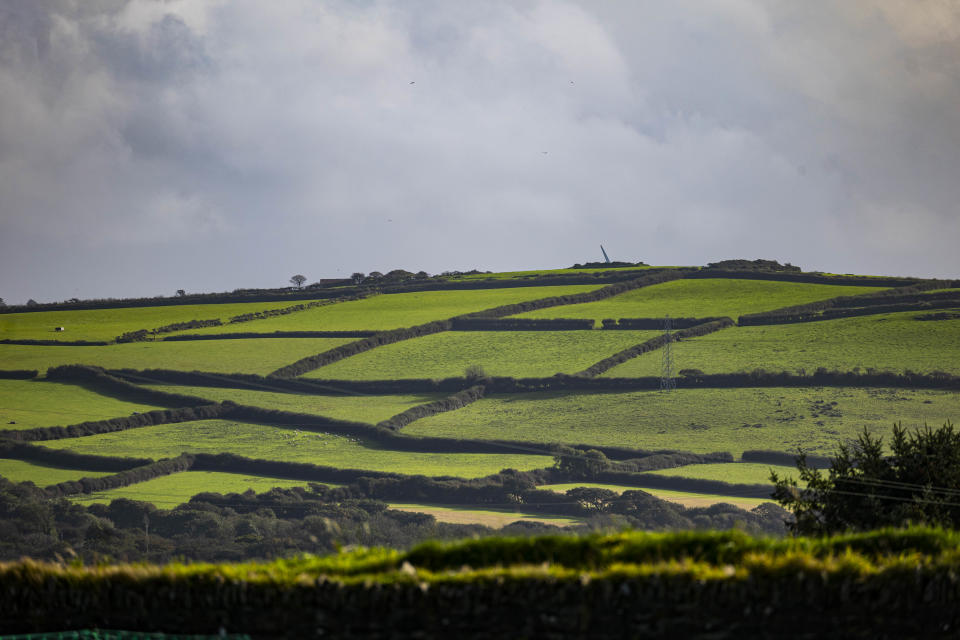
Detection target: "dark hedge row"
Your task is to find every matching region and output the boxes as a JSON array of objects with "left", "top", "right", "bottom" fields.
[
  {"left": 377, "top": 385, "right": 487, "bottom": 430},
  {"left": 43, "top": 454, "right": 195, "bottom": 498},
  {"left": 576, "top": 318, "right": 735, "bottom": 377},
  {"left": 10, "top": 537, "right": 960, "bottom": 638},
  {"left": 737, "top": 281, "right": 951, "bottom": 325},
  {"left": 190, "top": 452, "right": 404, "bottom": 483},
  {"left": 594, "top": 470, "right": 773, "bottom": 499},
  {"left": 0, "top": 404, "right": 225, "bottom": 442},
  {"left": 462, "top": 270, "right": 692, "bottom": 319},
  {"left": 45, "top": 365, "right": 214, "bottom": 407},
  {"left": 162, "top": 330, "right": 377, "bottom": 341},
  {"left": 602, "top": 317, "right": 725, "bottom": 330},
  {"left": 0, "top": 339, "right": 110, "bottom": 346},
  {"left": 268, "top": 319, "right": 454, "bottom": 378},
  {"left": 117, "top": 318, "right": 223, "bottom": 343},
  {"left": 740, "top": 297, "right": 960, "bottom": 325},
  {"left": 0, "top": 369, "right": 38, "bottom": 379},
  {"left": 450, "top": 317, "right": 595, "bottom": 331},
  {"left": 741, "top": 449, "right": 833, "bottom": 469},
  {"left": 686, "top": 269, "right": 929, "bottom": 288},
  {"left": 0, "top": 440, "right": 149, "bottom": 472},
  {"left": 226, "top": 297, "right": 364, "bottom": 324}
]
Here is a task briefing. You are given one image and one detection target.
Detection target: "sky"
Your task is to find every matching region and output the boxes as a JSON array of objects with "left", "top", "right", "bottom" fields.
[{"left": 1, "top": 0, "right": 959, "bottom": 304}]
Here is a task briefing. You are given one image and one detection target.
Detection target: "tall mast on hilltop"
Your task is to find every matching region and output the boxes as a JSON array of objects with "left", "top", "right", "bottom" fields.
[{"left": 600, "top": 245, "right": 611, "bottom": 263}]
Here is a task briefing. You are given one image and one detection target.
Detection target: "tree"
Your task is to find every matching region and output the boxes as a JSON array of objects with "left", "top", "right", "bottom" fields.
[
  {"left": 176, "top": 289, "right": 186, "bottom": 297},
  {"left": 26, "top": 299, "right": 38, "bottom": 307},
  {"left": 350, "top": 272, "right": 365, "bottom": 285},
  {"left": 566, "top": 487, "right": 617, "bottom": 513},
  {"left": 552, "top": 445, "right": 611, "bottom": 479},
  {"left": 0, "top": 298, "right": 5, "bottom": 307},
  {"left": 289, "top": 275, "right": 307, "bottom": 289},
  {"left": 772, "top": 422, "right": 960, "bottom": 535}
]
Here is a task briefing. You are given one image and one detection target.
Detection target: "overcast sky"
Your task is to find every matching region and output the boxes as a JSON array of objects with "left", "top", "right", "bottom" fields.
[{"left": 1, "top": 0, "right": 958, "bottom": 303}]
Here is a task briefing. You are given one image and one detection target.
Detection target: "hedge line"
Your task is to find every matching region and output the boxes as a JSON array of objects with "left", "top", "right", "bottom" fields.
[
  {"left": 741, "top": 449, "right": 833, "bottom": 469},
  {"left": 576, "top": 318, "right": 735, "bottom": 377},
  {"left": 190, "top": 452, "right": 407, "bottom": 484},
  {"left": 162, "top": 330, "right": 377, "bottom": 341},
  {"left": 5, "top": 539, "right": 960, "bottom": 638},
  {"left": 450, "top": 318, "right": 595, "bottom": 331},
  {"left": 0, "top": 339, "right": 111, "bottom": 346},
  {"left": 376, "top": 385, "right": 487, "bottom": 430},
  {"left": 109, "top": 366, "right": 960, "bottom": 400},
  {"left": 602, "top": 317, "right": 725, "bottom": 330},
  {"left": 0, "top": 369, "right": 38, "bottom": 379},
  {"left": 686, "top": 269, "right": 931, "bottom": 288},
  {"left": 226, "top": 296, "right": 371, "bottom": 324},
  {"left": 117, "top": 318, "right": 223, "bottom": 343},
  {"left": 594, "top": 470, "right": 773, "bottom": 499},
  {"left": 461, "top": 270, "right": 692, "bottom": 319},
  {"left": 0, "top": 440, "right": 149, "bottom": 472},
  {"left": 0, "top": 404, "right": 225, "bottom": 442},
  {"left": 738, "top": 281, "right": 953, "bottom": 325},
  {"left": 267, "top": 319, "right": 454, "bottom": 378},
  {"left": 45, "top": 365, "right": 214, "bottom": 407},
  {"left": 740, "top": 297, "right": 960, "bottom": 325},
  {"left": 43, "top": 454, "right": 195, "bottom": 498}
]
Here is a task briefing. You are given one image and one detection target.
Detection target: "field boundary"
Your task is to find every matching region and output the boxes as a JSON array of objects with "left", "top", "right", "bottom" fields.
[
  {"left": 575, "top": 318, "right": 735, "bottom": 377},
  {"left": 0, "top": 369, "right": 38, "bottom": 379},
  {"left": 162, "top": 330, "right": 377, "bottom": 341},
  {"left": 44, "top": 454, "right": 195, "bottom": 497},
  {"left": 376, "top": 385, "right": 487, "bottom": 431},
  {"left": 266, "top": 271, "right": 692, "bottom": 379}
]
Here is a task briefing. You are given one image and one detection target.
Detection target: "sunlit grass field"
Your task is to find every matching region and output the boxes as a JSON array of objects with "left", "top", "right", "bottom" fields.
[
  {"left": 70, "top": 471, "right": 324, "bottom": 508},
  {"left": 0, "top": 379, "right": 166, "bottom": 429},
  {"left": 647, "top": 463, "right": 792, "bottom": 485},
  {"left": 304, "top": 330, "right": 658, "bottom": 380},
  {"left": 0, "top": 459, "right": 112, "bottom": 487},
  {"left": 408, "top": 387, "right": 960, "bottom": 456},
  {"left": 0, "top": 300, "right": 299, "bottom": 342},
  {"left": 388, "top": 503, "right": 582, "bottom": 527},
  {"left": 140, "top": 384, "right": 441, "bottom": 423},
  {"left": 40, "top": 420, "right": 553, "bottom": 478},
  {"left": 0, "top": 338, "right": 356, "bottom": 376},
  {"left": 603, "top": 310, "right": 960, "bottom": 377},
  {"left": 512, "top": 279, "right": 885, "bottom": 322},
  {"left": 535, "top": 483, "right": 768, "bottom": 509},
  {"left": 175, "top": 286, "right": 602, "bottom": 335}
]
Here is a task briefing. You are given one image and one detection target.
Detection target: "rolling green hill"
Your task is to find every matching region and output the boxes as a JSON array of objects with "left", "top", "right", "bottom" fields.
[{"left": 1, "top": 266, "right": 957, "bottom": 531}]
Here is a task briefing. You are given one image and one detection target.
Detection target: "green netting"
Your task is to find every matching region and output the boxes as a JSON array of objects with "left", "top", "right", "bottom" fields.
[{"left": 0, "top": 632, "right": 250, "bottom": 640}]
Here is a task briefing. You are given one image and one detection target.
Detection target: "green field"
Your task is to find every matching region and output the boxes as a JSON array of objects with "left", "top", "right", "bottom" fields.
[
  {"left": 388, "top": 503, "right": 582, "bottom": 527},
  {"left": 304, "top": 330, "right": 658, "bottom": 380},
  {"left": 0, "top": 379, "right": 166, "bottom": 429},
  {"left": 512, "top": 279, "right": 884, "bottom": 322},
  {"left": 408, "top": 387, "right": 960, "bottom": 456},
  {"left": 0, "top": 338, "right": 356, "bottom": 376},
  {"left": 70, "top": 471, "right": 323, "bottom": 507},
  {"left": 41, "top": 420, "right": 553, "bottom": 478},
  {"left": 140, "top": 384, "right": 442, "bottom": 423},
  {"left": 603, "top": 310, "right": 960, "bottom": 377},
  {"left": 175, "top": 286, "right": 602, "bottom": 335},
  {"left": 536, "top": 483, "right": 768, "bottom": 509},
  {"left": 0, "top": 300, "right": 301, "bottom": 342},
  {"left": 0, "top": 459, "right": 112, "bottom": 486},
  {"left": 648, "top": 462, "right": 793, "bottom": 485}
]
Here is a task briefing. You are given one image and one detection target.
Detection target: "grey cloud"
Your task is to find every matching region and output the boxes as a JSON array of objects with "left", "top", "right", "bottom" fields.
[{"left": 0, "top": 0, "right": 957, "bottom": 304}]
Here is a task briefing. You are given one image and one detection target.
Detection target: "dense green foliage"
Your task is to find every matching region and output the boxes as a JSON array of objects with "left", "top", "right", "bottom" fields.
[
  {"left": 773, "top": 421, "right": 960, "bottom": 534},
  {"left": 512, "top": 279, "right": 882, "bottom": 322},
  {"left": 604, "top": 309, "right": 960, "bottom": 376},
  {"left": 305, "top": 330, "right": 658, "bottom": 380}
]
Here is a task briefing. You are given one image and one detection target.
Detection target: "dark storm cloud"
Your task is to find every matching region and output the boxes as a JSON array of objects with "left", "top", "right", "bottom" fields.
[{"left": 0, "top": 0, "right": 957, "bottom": 303}]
